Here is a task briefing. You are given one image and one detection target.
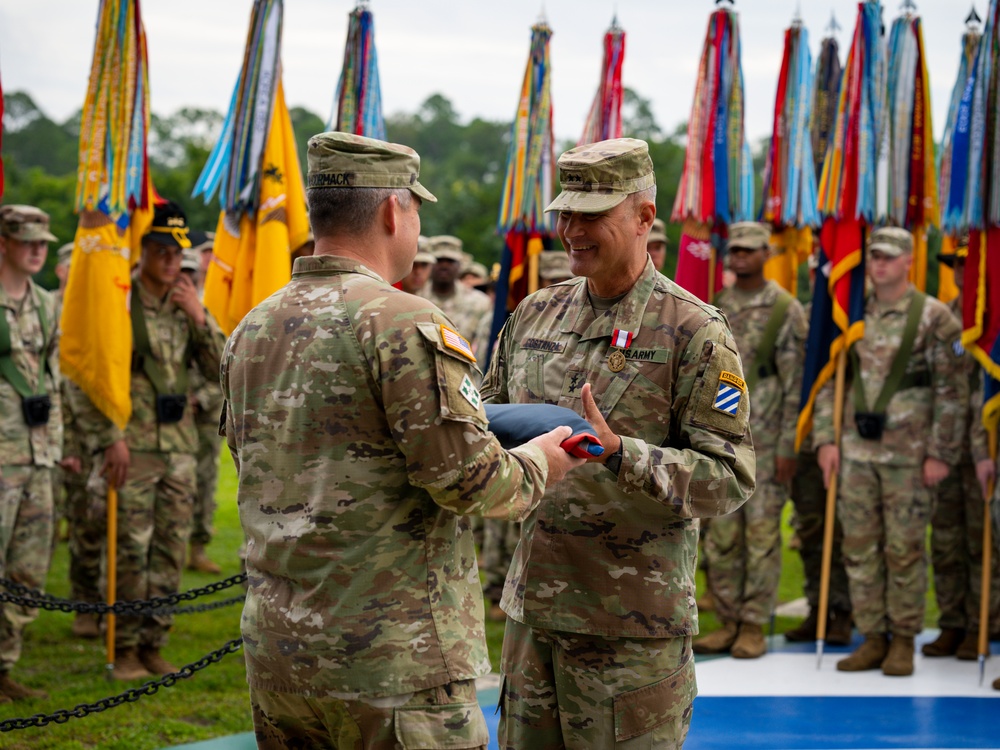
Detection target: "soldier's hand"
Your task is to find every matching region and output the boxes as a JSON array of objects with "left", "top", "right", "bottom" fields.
[
  {"left": 580, "top": 383, "right": 622, "bottom": 464},
  {"left": 171, "top": 273, "right": 206, "bottom": 327},
  {"left": 976, "top": 458, "right": 996, "bottom": 499},
  {"left": 527, "top": 425, "right": 587, "bottom": 484},
  {"left": 102, "top": 439, "right": 130, "bottom": 489},
  {"left": 922, "top": 457, "right": 949, "bottom": 488},
  {"left": 775, "top": 456, "right": 797, "bottom": 485},
  {"left": 817, "top": 444, "right": 839, "bottom": 489},
  {"left": 59, "top": 456, "right": 82, "bottom": 474}
]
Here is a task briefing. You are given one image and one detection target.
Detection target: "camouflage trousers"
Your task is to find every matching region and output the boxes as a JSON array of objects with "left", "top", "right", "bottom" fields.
[
  {"left": 704, "top": 465, "right": 787, "bottom": 625},
  {"left": 499, "top": 619, "right": 695, "bottom": 750},
  {"left": 114, "top": 451, "right": 195, "bottom": 650},
  {"left": 838, "top": 459, "right": 931, "bottom": 637},
  {"left": 250, "top": 679, "right": 488, "bottom": 749},
  {"left": 0, "top": 465, "right": 53, "bottom": 671},
  {"left": 191, "top": 421, "right": 221, "bottom": 547},
  {"left": 481, "top": 518, "right": 518, "bottom": 603},
  {"left": 49, "top": 464, "right": 67, "bottom": 549},
  {"left": 791, "top": 450, "right": 851, "bottom": 613},
  {"left": 930, "top": 461, "right": 1000, "bottom": 632},
  {"left": 68, "top": 453, "right": 103, "bottom": 604}
]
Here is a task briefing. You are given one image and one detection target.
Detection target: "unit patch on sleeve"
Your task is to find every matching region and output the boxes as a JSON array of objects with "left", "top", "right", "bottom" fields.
[{"left": 713, "top": 371, "right": 746, "bottom": 417}]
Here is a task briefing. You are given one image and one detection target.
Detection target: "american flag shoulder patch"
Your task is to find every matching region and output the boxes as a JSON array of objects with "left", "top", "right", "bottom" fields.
[
  {"left": 441, "top": 325, "right": 476, "bottom": 362},
  {"left": 713, "top": 371, "right": 745, "bottom": 417}
]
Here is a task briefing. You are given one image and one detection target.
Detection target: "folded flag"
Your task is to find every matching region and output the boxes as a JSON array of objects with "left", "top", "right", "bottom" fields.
[{"left": 485, "top": 404, "right": 605, "bottom": 458}]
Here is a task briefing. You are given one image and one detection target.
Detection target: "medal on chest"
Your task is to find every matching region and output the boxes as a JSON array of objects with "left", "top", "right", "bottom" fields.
[{"left": 608, "top": 328, "right": 634, "bottom": 373}]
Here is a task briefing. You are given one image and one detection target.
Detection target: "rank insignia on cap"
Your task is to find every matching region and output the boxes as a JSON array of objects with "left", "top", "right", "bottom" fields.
[
  {"left": 459, "top": 374, "right": 482, "bottom": 409},
  {"left": 713, "top": 371, "right": 745, "bottom": 417},
  {"left": 441, "top": 325, "right": 476, "bottom": 363}
]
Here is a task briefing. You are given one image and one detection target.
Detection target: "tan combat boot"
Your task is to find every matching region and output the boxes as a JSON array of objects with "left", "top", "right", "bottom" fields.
[
  {"left": 836, "top": 634, "right": 888, "bottom": 672},
  {"left": 784, "top": 609, "right": 820, "bottom": 642},
  {"left": 188, "top": 544, "right": 222, "bottom": 575},
  {"left": 955, "top": 631, "right": 983, "bottom": 661},
  {"left": 921, "top": 628, "right": 964, "bottom": 657},
  {"left": 71, "top": 612, "right": 102, "bottom": 639},
  {"left": 825, "top": 610, "right": 853, "bottom": 646},
  {"left": 993, "top": 676, "right": 1000, "bottom": 690},
  {"left": 731, "top": 622, "right": 767, "bottom": 659},
  {"left": 0, "top": 672, "right": 48, "bottom": 701},
  {"left": 881, "top": 635, "right": 915, "bottom": 676},
  {"left": 695, "top": 591, "right": 715, "bottom": 612},
  {"left": 693, "top": 621, "right": 739, "bottom": 654},
  {"left": 112, "top": 648, "right": 153, "bottom": 681},
  {"left": 139, "top": 647, "right": 178, "bottom": 676}
]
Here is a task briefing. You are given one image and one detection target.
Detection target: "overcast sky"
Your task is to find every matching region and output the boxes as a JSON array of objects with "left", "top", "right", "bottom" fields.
[{"left": 0, "top": 1, "right": 984, "bottom": 146}]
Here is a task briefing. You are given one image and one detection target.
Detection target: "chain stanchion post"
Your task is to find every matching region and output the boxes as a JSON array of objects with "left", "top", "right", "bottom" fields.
[{"left": 106, "top": 485, "right": 117, "bottom": 681}]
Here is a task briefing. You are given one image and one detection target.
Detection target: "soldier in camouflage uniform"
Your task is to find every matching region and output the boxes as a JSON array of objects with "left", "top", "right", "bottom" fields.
[
  {"left": 694, "top": 222, "right": 806, "bottom": 659},
  {"left": 419, "top": 236, "right": 493, "bottom": 355},
  {"left": 0, "top": 205, "right": 62, "bottom": 701},
  {"left": 923, "top": 243, "right": 1000, "bottom": 659},
  {"left": 483, "top": 138, "right": 756, "bottom": 749},
  {"left": 647, "top": 217, "right": 669, "bottom": 273},
  {"left": 816, "top": 227, "right": 967, "bottom": 677},
  {"left": 222, "top": 131, "right": 583, "bottom": 750},
  {"left": 398, "top": 238, "right": 434, "bottom": 295},
  {"left": 71, "top": 201, "right": 225, "bottom": 681}
]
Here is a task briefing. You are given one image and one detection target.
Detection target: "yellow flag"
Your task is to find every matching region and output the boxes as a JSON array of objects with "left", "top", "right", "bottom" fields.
[
  {"left": 937, "top": 234, "right": 959, "bottom": 304},
  {"left": 59, "top": 205, "right": 152, "bottom": 429},
  {"left": 765, "top": 227, "right": 812, "bottom": 296},
  {"left": 204, "top": 80, "right": 310, "bottom": 335}
]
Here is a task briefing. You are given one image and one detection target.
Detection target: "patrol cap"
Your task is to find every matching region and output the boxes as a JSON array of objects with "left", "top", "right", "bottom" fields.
[
  {"left": 0, "top": 205, "right": 58, "bottom": 242},
  {"left": 57, "top": 242, "right": 75, "bottom": 266},
  {"left": 180, "top": 248, "right": 200, "bottom": 272},
  {"left": 413, "top": 251, "right": 436, "bottom": 264},
  {"left": 726, "top": 222, "right": 771, "bottom": 251},
  {"left": 189, "top": 230, "right": 215, "bottom": 254},
  {"left": 539, "top": 251, "right": 572, "bottom": 280},
  {"left": 939, "top": 233, "right": 970, "bottom": 268},
  {"left": 430, "top": 235, "right": 464, "bottom": 263},
  {"left": 307, "top": 131, "right": 437, "bottom": 203},
  {"left": 144, "top": 200, "right": 192, "bottom": 249},
  {"left": 462, "top": 261, "right": 489, "bottom": 280},
  {"left": 867, "top": 226, "right": 912, "bottom": 257},
  {"left": 545, "top": 138, "right": 655, "bottom": 214},
  {"left": 648, "top": 217, "right": 668, "bottom": 245}
]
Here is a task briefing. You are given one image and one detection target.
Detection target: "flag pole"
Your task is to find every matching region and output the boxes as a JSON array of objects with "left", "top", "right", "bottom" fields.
[
  {"left": 979, "top": 426, "right": 996, "bottom": 685},
  {"left": 105, "top": 485, "right": 117, "bottom": 680},
  {"left": 817, "top": 348, "right": 847, "bottom": 668}
]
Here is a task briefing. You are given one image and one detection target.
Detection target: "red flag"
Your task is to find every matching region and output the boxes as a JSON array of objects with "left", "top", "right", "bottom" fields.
[{"left": 673, "top": 221, "right": 723, "bottom": 302}]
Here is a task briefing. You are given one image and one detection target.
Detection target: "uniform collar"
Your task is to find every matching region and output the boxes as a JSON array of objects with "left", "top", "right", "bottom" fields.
[
  {"left": 0, "top": 279, "right": 38, "bottom": 314},
  {"left": 293, "top": 254, "right": 387, "bottom": 284},
  {"left": 868, "top": 283, "right": 915, "bottom": 316},
  {"left": 562, "top": 256, "right": 659, "bottom": 342}
]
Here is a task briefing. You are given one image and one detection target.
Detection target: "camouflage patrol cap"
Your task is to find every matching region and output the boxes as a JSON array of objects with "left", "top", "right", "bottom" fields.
[
  {"left": 461, "top": 261, "right": 489, "bottom": 281},
  {"left": 538, "top": 251, "right": 572, "bottom": 280},
  {"left": 180, "top": 248, "right": 200, "bottom": 272},
  {"left": 57, "top": 242, "right": 75, "bottom": 266},
  {"left": 413, "top": 251, "right": 436, "bottom": 264},
  {"left": 429, "top": 235, "right": 464, "bottom": 262},
  {"left": 307, "top": 131, "right": 437, "bottom": 203},
  {"left": 546, "top": 138, "right": 655, "bottom": 214},
  {"left": 867, "top": 226, "right": 912, "bottom": 257},
  {"left": 648, "top": 217, "right": 668, "bottom": 245},
  {"left": 0, "top": 205, "right": 58, "bottom": 242},
  {"left": 726, "top": 222, "right": 771, "bottom": 250}
]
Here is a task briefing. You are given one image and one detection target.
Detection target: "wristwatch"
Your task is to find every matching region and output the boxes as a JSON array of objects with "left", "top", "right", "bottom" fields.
[{"left": 605, "top": 439, "right": 623, "bottom": 476}]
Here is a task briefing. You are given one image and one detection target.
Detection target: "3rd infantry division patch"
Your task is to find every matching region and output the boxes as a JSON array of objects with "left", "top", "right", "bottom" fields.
[{"left": 713, "top": 371, "right": 745, "bottom": 416}]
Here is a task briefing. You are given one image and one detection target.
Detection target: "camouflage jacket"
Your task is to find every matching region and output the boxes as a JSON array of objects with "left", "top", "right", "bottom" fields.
[
  {"left": 419, "top": 283, "right": 493, "bottom": 355},
  {"left": 188, "top": 360, "right": 225, "bottom": 428},
  {"left": 482, "top": 259, "right": 756, "bottom": 638},
  {"left": 71, "top": 280, "right": 224, "bottom": 454},
  {"left": 0, "top": 280, "right": 62, "bottom": 468},
  {"left": 714, "top": 280, "right": 806, "bottom": 459},
  {"left": 948, "top": 297, "right": 990, "bottom": 465},
  {"left": 814, "top": 286, "right": 967, "bottom": 466},
  {"left": 222, "top": 254, "right": 550, "bottom": 698}
]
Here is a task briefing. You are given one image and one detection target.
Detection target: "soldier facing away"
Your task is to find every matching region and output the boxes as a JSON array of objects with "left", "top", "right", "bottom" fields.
[
  {"left": 816, "top": 227, "right": 968, "bottom": 677},
  {"left": 483, "top": 137, "right": 755, "bottom": 749},
  {"left": 221, "top": 131, "right": 583, "bottom": 750}
]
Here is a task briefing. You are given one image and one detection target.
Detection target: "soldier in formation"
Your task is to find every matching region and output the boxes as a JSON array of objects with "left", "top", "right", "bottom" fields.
[{"left": 419, "top": 235, "right": 493, "bottom": 355}]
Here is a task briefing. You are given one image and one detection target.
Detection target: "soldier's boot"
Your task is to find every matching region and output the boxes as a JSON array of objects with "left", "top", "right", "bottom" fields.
[
  {"left": 692, "top": 621, "right": 739, "bottom": 654},
  {"left": 994, "top": 676, "right": 1000, "bottom": 690},
  {"left": 731, "top": 622, "right": 767, "bottom": 659},
  {"left": 0, "top": 673, "right": 48, "bottom": 701},
  {"left": 112, "top": 649, "right": 153, "bottom": 681},
  {"left": 784, "top": 609, "right": 820, "bottom": 642},
  {"left": 695, "top": 592, "right": 715, "bottom": 612},
  {"left": 881, "top": 635, "right": 915, "bottom": 677},
  {"left": 956, "top": 631, "right": 984, "bottom": 661},
  {"left": 139, "top": 647, "right": 178, "bottom": 676},
  {"left": 836, "top": 634, "right": 888, "bottom": 672},
  {"left": 921, "top": 628, "right": 964, "bottom": 657},
  {"left": 188, "top": 544, "right": 221, "bottom": 575},
  {"left": 71, "top": 612, "right": 102, "bottom": 639},
  {"left": 825, "top": 610, "right": 854, "bottom": 646}
]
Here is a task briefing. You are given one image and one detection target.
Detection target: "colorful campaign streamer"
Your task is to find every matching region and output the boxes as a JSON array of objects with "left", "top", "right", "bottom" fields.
[
  {"left": 329, "top": 4, "right": 385, "bottom": 139},
  {"left": 578, "top": 17, "right": 625, "bottom": 146}
]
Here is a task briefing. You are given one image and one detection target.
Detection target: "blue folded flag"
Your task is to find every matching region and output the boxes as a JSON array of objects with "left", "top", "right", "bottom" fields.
[{"left": 484, "top": 404, "right": 605, "bottom": 458}]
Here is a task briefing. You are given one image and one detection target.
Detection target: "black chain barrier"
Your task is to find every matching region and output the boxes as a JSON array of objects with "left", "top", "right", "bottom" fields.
[
  {"left": 0, "top": 638, "right": 244, "bottom": 732},
  {"left": 0, "top": 573, "right": 247, "bottom": 617}
]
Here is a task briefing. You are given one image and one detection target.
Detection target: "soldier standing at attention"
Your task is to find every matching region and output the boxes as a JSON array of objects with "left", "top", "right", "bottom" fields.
[
  {"left": 693, "top": 222, "right": 806, "bottom": 659},
  {"left": 646, "top": 217, "right": 669, "bottom": 273},
  {"left": 420, "top": 235, "right": 493, "bottom": 355},
  {"left": 398, "top": 238, "right": 434, "bottom": 295},
  {"left": 72, "top": 201, "right": 225, "bottom": 681},
  {"left": 221, "top": 132, "right": 583, "bottom": 750},
  {"left": 816, "top": 227, "right": 967, "bottom": 677},
  {"left": 0, "top": 205, "right": 62, "bottom": 700},
  {"left": 483, "top": 138, "right": 755, "bottom": 749}
]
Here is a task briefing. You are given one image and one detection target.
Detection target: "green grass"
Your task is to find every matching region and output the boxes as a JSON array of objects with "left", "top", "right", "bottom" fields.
[{"left": 1, "top": 455, "right": 943, "bottom": 748}]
